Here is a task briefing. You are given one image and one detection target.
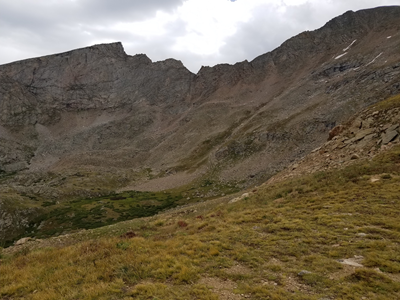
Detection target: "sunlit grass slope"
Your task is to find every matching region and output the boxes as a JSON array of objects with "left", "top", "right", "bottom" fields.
[{"left": 1, "top": 145, "right": 400, "bottom": 299}]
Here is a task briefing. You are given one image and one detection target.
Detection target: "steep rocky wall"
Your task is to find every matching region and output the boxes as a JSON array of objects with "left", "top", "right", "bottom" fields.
[{"left": 0, "top": 6, "right": 399, "bottom": 182}]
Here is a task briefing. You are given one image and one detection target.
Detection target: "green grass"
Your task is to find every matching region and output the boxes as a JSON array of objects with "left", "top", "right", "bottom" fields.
[
  {"left": 4, "top": 178, "right": 240, "bottom": 247},
  {"left": 24, "top": 190, "right": 183, "bottom": 240}
]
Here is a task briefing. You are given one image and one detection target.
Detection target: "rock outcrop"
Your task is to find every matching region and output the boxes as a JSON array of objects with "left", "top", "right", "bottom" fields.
[{"left": 268, "top": 94, "right": 400, "bottom": 184}]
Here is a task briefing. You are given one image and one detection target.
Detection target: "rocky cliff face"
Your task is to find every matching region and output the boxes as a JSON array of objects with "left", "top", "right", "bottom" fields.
[
  {"left": 1, "top": 6, "right": 400, "bottom": 243},
  {"left": 0, "top": 43, "right": 193, "bottom": 125}
]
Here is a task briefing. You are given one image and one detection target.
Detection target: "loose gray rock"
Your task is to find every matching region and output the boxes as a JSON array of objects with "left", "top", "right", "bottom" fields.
[
  {"left": 388, "top": 124, "right": 399, "bottom": 132},
  {"left": 298, "top": 270, "right": 312, "bottom": 276},
  {"left": 337, "top": 256, "right": 364, "bottom": 267},
  {"left": 354, "top": 128, "right": 374, "bottom": 141},
  {"left": 228, "top": 193, "right": 250, "bottom": 204},
  {"left": 15, "top": 237, "right": 32, "bottom": 245},
  {"left": 382, "top": 129, "right": 398, "bottom": 145}
]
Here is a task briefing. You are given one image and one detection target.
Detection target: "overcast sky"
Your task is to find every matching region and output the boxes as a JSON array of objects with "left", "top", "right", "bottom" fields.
[{"left": 0, "top": 0, "right": 398, "bottom": 73}]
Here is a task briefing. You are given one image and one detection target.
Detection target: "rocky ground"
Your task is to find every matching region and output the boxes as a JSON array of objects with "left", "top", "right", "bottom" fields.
[{"left": 269, "top": 95, "right": 400, "bottom": 185}]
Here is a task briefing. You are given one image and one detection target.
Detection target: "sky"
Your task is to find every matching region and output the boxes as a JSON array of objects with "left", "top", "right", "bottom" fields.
[{"left": 0, "top": 0, "right": 398, "bottom": 73}]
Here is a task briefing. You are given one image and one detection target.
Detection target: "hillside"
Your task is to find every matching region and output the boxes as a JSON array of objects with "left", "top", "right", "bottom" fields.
[
  {"left": 1, "top": 95, "right": 400, "bottom": 299},
  {"left": 1, "top": 6, "right": 400, "bottom": 243}
]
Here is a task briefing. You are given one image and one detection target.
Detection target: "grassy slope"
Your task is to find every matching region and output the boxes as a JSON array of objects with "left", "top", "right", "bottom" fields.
[{"left": 1, "top": 143, "right": 400, "bottom": 299}]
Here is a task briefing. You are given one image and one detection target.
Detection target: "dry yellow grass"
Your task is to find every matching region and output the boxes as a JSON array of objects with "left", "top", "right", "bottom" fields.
[{"left": 2, "top": 144, "right": 400, "bottom": 299}]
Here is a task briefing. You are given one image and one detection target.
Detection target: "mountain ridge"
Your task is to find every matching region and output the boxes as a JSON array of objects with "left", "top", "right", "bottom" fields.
[
  {"left": 2, "top": 6, "right": 399, "bottom": 78},
  {"left": 1, "top": 5, "right": 400, "bottom": 243}
]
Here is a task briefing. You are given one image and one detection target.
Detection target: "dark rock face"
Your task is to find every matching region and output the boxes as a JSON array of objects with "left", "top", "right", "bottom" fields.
[{"left": 0, "top": 6, "right": 400, "bottom": 242}]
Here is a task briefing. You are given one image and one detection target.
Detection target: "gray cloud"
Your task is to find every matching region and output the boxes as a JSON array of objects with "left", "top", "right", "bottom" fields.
[
  {"left": 0, "top": 0, "right": 185, "bottom": 63},
  {"left": 78, "top": 0, "right": 185, "bottom": 22},
  {"left": 0, "top": 0, "right": 398, "bottom": 73}
]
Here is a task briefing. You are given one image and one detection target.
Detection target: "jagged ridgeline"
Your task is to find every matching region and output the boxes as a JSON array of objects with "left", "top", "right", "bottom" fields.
[{"left": 0, "top": 6, "right": 400, "bottom": 244}]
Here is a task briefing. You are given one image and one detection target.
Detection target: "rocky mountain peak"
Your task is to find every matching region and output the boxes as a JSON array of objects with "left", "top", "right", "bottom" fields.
[
  {"left": 0, "top": 41, "right": 194, "bottom": 127},
  {"left": 266, "top": 6, "right": 400, "bottom": 68},
  {"left": 55, "top": 41, "right": 127, "bottom": 60}
]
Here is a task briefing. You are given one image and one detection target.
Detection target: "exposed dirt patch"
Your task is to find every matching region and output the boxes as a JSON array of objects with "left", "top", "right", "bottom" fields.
[
  {"left": 329, "top": 264, "right": 358, "bottom": 280},
  {"left": 198, "top": 277, "right": 242, "bottom": 300},
  {"left": 380, "top": 270, "right": 400, "bottom": 283},
  {"left": 283, "top": 276, "right": 313, "bottom": 294},
  {"left": 224, "top": 263, "right": 252, "bottom": 275}
]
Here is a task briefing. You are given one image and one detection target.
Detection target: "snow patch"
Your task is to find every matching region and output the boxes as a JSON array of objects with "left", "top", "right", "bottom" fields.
[
  {"left": 335, "top": 52, "right": 347, "bottom": 60},
  {"left": 387, "top": 36, "right": 392, "bottom": 39},
  {"left": 343, "top": 40, "right": 356, "bottom": 52},
  {"left": 366, "top": 52, "right": 383, "bottom": 66}
]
